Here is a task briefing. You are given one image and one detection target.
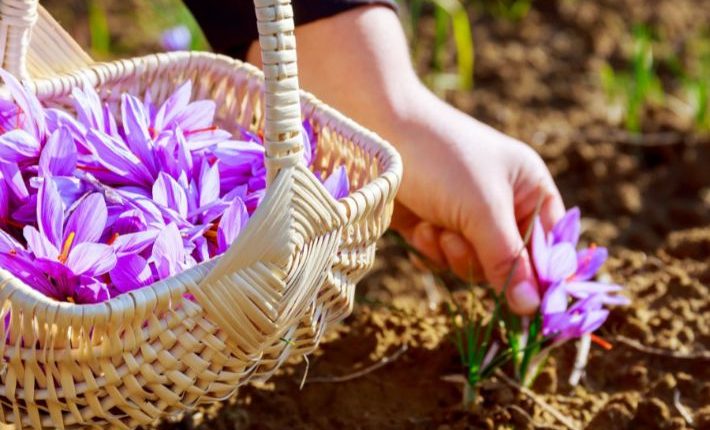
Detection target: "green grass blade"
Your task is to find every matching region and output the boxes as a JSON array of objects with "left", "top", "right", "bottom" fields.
[
  {"left": 87, "top": 0, "right": 110, "bottom": 58},
  {"left": 450, "top": 5, "right": 474, "bottom": 89}
]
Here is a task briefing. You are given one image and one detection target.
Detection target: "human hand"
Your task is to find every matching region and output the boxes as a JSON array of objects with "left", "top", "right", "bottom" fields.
[
  {"left": 390, "top": 113, "right": 565, "bottom": 315},
  {"left": 254, "top": 5, "right": 566, "bottom": 314}
]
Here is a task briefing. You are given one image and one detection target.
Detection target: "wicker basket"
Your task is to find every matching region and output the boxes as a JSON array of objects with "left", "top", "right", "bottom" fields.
[{"left": 0, "top": 0, "right": 402, "bottom": 428}]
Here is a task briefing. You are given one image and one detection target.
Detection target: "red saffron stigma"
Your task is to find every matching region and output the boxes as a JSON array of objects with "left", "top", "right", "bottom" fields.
[
  {"left": 107, "top": 232, "right": 120, "bottom": 246},
  {"left": 590, "top": 334, "right": 612, "bottom": 351},
  {"left": 185, "top": 125, "right": 218, "bottom": 136}
]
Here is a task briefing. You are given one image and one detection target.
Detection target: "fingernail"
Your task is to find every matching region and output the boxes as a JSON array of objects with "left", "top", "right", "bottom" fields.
[{"left": 508, "top": 280, "right": 540, "bottom": 315}]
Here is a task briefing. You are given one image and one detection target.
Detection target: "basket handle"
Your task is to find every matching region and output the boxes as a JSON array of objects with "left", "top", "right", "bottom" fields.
[
  {"left": 0, "top": 0, "right": 305, "bottom": 180},
  {"left": 253, "top": 0, "right": 305, "bottom": 181}
]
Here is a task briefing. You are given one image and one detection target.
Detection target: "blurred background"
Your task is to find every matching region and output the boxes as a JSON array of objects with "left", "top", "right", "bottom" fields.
[{"left": 43, "top": 0, "right": 710, "bottom": 136}]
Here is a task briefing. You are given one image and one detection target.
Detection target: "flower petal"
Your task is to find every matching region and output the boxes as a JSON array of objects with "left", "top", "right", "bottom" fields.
[
  {"left": 153, "top": 81, "right": 192, "bottom": 131},
  {"left": 65, "top": 193, "right": 108, "bottom": 245},
  {"left": 109, "top": 254, "right": 153, "bottom": 294},
  {"left": 301, "top": 120, "right": 316, "bottom": 166},
  {"left": 173, "top": 100, "right": 215, "bottom": 131},
  {"left": 531, "top": 217, "right": 550, "bottom": 281},
  {"left": 23, "top": 226, "right": 59, "bottom": 260},
  {"left": 217, "top": 197, "right": 248, "bottom": 252},
  {"left": 71, "top": 85, "right": 104, "bottom": 131},
  {"left": 551, "top": 207, "right": 580, "bottom": 246},
  {"left": 39, "top": 127, "right": 77, "bottom": 177},
  {"left": 577, "top": 309, "right": 610, "bottom": 337},
  {"left": 546, "top": 242, "right": 578, "bottom": 283},
  {"left": 72, "top": 278, "right": 111, "bottom": 304},
  {"left": 540, "top": 282, "right": 569, "bottom": 316},
  {"left": 37, "top": 178, "right": 64, "bottom": 248},
  {"left": 565, "top": 281, "right": 623, "bottom": 300},
  {"left": 112, "top": 230, "right": 159, "bottom": 257},
  {"left": 0, "top": 173, "right": 8, "bottom": 222},
  {"left": 65, "top": 242, "right": 117, "bottom": 277},
  {"left": 0, "top": 229, "right": 22, "bottom": 253},
  {"left": 152, "top": 172, "right": 189, "bottom": 218},
  {"left": 198, "top": 159, "right": 220, "bottom": 208},
  {"left": 322, "top": 166, "right": 349, "bottom": 199},
  {"left": 0, "top": 129, "right": 41, "bottom": 163},
  {"left": 151, "top": 223, "right": 185, "bottom": 279},
  {"left": 574, "top": 246, "right": 608, "bottom": 281},
  {"left": 121, "top": 93, "right": 157, "bottom": 174},
  {"left": 85, "top": 129, "right": 154, "bottom": 186},
  {"left": 1, "top": 162, "right": 29, "bottom": 201},
  {"left": 0, "top": 69, "right": 46, "bottom": 138},
  {"left": 0, "top": 252, "right": 56, "bottom": 297}
]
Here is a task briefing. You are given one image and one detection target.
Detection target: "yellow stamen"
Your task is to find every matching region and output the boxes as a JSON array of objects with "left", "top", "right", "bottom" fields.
[
  {"left": 58, "top": 232, "right": 75, "bottom": 263},
  {"left": 66, "top": 297, "right": 75, "bottom": 304}
]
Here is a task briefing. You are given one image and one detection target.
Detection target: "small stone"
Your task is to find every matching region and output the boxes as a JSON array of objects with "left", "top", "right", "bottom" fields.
[
  {"left": 695, "top": 405, "right": 710, "bottom": 429},
  {"left": 531, "top": 367, "right": 557, "bottom": 394},
  {"left": 631, "top": 398, "right": 671, "bottom": 429},
  {"left": 507, "top": 405, "right": 534, "bottom": 430},
  {"left": 490, "top": 386, "right": 515, "bottom": 405},
  {"left": 587, "top": 402, "right": 634, "bottom": 430},
  {"left": 652, "top": 374, "right": 678, "bottom": 397},
  {"left": 624, "top": 364, "right": 648, "bottom": 389},
  {"left": 618, "top": 183, "right": 643, "bottom": 214}
]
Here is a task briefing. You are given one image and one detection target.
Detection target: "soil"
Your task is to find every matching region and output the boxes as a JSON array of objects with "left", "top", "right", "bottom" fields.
[{"left": 46, "top": 0, "right": 710, "bottom": 428}]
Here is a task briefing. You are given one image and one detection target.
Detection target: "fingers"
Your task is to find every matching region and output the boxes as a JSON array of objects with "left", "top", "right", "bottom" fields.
[
  {"left": 389, "top": 200, "right": 421, "bottom": 241},
  {"left": 538, "top": 181, "right": 566, "bottom": 232},
  {"left": 464, "top": 196, "right": 541, "bottom": 315},
  {"left": 411, "top": 222, "right": 447, "bottom": 267},
  {"left": 439, "top": 231, "right": 484, "bottom": 282}
]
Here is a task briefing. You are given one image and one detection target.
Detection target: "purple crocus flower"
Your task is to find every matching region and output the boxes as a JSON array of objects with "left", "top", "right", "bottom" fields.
[
  {"left": 109, "top": 222, "right": 195, "bottom": 293},
  {"left": 532, "top": 208, "right": 610, "bottom": 292},
  {"left": 161, "top": 25, "right": 192, "bottom": 52},
  {"left": 533, "top": 208, "right": 629, "bottom": 340},
  {"left": 7, "top": 179, "right": 117, "bottom": 303},
  {"left": 541, "top": 293, "right": 611, "bottom": 340}
]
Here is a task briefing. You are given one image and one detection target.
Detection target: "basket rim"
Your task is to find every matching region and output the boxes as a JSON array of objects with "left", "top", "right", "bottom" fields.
[{"left": 0, "top": 50, "right": 403, "bottom": 319}]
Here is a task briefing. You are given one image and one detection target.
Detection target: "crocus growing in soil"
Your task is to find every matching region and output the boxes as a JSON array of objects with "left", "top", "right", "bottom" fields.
[
  {"left": 504, "top": 207, "right": 629, "bottom": 386},
  {"left": 445, "top": 207, "right": 630, "bottom": 400},
  {"left": 532, "top": 207, "right": 630, "bottom": 341}
]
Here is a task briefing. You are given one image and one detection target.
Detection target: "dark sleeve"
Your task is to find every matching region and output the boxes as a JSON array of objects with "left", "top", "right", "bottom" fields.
[{"left": 184, "top": 0, "right": 398, "bottom": 60}]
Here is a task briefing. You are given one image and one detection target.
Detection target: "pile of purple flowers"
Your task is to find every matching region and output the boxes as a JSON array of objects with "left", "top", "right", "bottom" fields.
[{"left": 0, "top": 70, "right": 348, "bottom": 304}]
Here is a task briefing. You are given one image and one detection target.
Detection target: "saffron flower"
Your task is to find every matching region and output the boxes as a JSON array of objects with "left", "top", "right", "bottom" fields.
[
  {"left": 0, "top": 72, "right": 350, "bottom": 304},
  {"left": 5, "top": 179, "right": 117, "bottom": 303},
  {"left": 532, "top": 207, "right": 629, "bottom": 340},
  {"left": 161, "top": 25, "right": 192, "bottom": 51}
]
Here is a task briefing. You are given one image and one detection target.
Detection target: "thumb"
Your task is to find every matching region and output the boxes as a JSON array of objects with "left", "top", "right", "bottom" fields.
[{"left": 465, "top": 199, "right": 540, "bottom": 315}]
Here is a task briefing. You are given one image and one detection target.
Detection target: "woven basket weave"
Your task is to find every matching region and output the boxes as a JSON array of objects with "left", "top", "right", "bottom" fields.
[{"left": 0, "top": 0, "right": 402, "bottom": 428}]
